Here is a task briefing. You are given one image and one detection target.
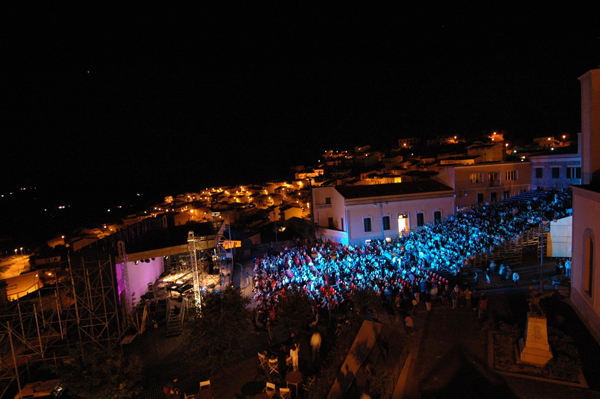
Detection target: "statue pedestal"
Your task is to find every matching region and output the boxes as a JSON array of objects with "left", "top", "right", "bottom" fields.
[{"left": 518, "top": 312, "right": 553, "bottom": 367}]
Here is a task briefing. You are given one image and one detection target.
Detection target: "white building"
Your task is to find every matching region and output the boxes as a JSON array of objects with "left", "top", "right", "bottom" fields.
[
  {"left": 530, "top": 137, "right": 582, "bottom": 190},
  {"left": 571, "top": 68, "right": 600, "bottom": 343},
  {"left": 312, "top": 180, "right": 455, "bottom": 245}
]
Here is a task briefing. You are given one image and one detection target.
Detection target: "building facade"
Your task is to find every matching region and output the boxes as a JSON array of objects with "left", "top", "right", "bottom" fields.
[
  {"left": 436, "top": 162, "right": 532, "bottom": 210},
  {"left": 571, "top": 69, "right": 600, "bottom": 343},
  {"left": 312, "top": 181, "right": 455, "bottom": 245},
  {"left": 530, "top": 145, "right": 582, "bottom": 190}
]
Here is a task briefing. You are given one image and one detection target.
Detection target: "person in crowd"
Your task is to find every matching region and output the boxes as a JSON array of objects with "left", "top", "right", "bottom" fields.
[
  {"left": 556, "top": 258, "right": 564, "bottom": 275},
  {"left": 290, "top": 341, "right": 300, "bottom": 371},
  {"left": 499, "top": 263, "right": 506, "bottom": 280},
  {"left": 489, "top": 260, "right": 496, "bottom": 275},
  {"left": 250, "top": 189, "right": 571, "bottom": 332},
  {"left": 405, "top": 313, "right": 414, "bottom": 335},
  {"left": 478, "top": 293, "right": 488, "bottom": 320},
  {"left": 310, "top": 330, "right": 322, "bottom": 361},
  {"left": 442, "top": 284, "right": 451, "bottom": 308},
  {"left": 565, "top": 258, "right": 572, "bottom": 277},
  {"left": 451, "top": 285, "right": 460, "bottom": 309},
  {"left": 464, "top": 286, "right": 472, "bottom": 308},
  {"left": 513, "top": 271, "right": 520, "bottom": 287},
  {"left": 424, "top": 290, "right": 432, "bottom": 311}
]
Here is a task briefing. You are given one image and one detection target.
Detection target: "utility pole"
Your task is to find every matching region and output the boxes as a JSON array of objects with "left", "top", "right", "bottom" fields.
[{"left": 540, "top": 220, "right": 545, "bottom": 292}]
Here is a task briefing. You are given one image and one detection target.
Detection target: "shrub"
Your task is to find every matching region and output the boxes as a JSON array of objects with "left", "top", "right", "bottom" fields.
[{"left": 546, "top": 327, "right": 582, "bottom": 382}]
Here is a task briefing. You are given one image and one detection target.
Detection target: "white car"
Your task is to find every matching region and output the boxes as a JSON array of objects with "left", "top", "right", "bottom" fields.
[{"left": 13, "top": 379, "right": 63, "bottom": 399}]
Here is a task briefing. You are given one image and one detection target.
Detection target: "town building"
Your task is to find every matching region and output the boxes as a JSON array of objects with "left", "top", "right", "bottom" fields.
[
  {"left": 312, "top": 180, "right": 455, "bottom": 245},
  {"left": 534, "top": 136, "right": 562, "bottom": 148},
  {"left": 397, "top": 137, "right": 420, "bottom": 148},
  {"left": 529, "top": 137, "right": 582, "bottom": 190},
  {"left": 571, "top": 68, "right": 600, "bottom": 343},
  {"left": 426, "top": 135, "right": 460, "bottom": 146},
  {"left": 466, "top": 142, "right": 505, "bottom": 163},
  {"left": 436, "top": 161, "right": 532, "bottom": 209}
]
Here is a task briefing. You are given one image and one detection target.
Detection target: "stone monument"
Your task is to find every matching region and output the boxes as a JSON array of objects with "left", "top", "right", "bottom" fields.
[{"left": 518, "top": 289, "right": 553, "bottom": 367}]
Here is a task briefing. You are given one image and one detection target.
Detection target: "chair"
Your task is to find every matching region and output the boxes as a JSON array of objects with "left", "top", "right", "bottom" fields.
[
  {"left": 279, "top": 387, "right": 291, "bottom": 399},
  {"left": 263, "top": 382, "right": 277, "bottom": 398},
  {"left": 199, "top": 380, "right": 211, "bottom": 390},
  {"left": 285, "top": 356, "right": 293, "bottom": 372},
  {"left": 184, "top": 394, "right": 195, "bottom": 399},
  {"left": 268, "top": 357, "right": 279, "bottom": 374},
  {"left": 258, "top": 351, "right": 268, "bottom": 368},
  {"left": 302, "top": 376, "right": 315, "bottom": 393}
]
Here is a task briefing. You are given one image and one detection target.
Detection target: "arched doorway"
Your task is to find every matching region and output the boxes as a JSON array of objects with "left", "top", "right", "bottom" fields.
[{"left": 398, "top": 214, "right": 409, "bottom": 236}]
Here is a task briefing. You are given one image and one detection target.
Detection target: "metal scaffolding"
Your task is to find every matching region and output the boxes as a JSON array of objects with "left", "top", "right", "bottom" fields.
[
  {"left": 187, "top": 231, "right": 219, "bottom": 309},
  {"left": 188, "top": 231, "right": 202, "bottom": 309},
  {"left": 214, "top": 221, "right": 233, "bottom": 292},
  {"left": 0, "top": 254, "right": 123, "bottom": 398}
]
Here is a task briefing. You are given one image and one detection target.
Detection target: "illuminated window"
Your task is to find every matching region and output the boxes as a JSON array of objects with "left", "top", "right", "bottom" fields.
[
  {"left": 382, "top": 216, "right": 390, "bottom": 231},
  {"left": 505, "top": 170, "right": 518, "bottom": 181},
  {"left": 488, "top": 172, "right": 499, "bottom": 182},
  {"left": 364, "top": 218, "right": 372, "bottom": 232},
  {"left": 470, "top": 173, "right": 484, "bottom": 183}
]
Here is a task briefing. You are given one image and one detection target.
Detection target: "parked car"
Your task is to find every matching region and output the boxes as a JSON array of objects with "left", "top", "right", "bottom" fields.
[{"left": 13, "top": 379, "right": 64, "bottom": 399}]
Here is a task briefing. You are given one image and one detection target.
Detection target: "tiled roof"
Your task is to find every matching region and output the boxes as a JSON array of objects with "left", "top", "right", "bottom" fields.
[{"left": 335, "top": 180, "right": 453, "bottom": 199}]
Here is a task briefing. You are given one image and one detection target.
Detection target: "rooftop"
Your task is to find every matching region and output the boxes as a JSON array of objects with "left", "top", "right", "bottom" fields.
[{"left": 335, "top": 180, "right": 453, "bottom": 200}]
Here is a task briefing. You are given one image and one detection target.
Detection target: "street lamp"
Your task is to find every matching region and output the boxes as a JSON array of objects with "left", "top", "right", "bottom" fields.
[
  {"left": 14, "top": 249, "right": 17, "bottom": 256},
  {"left": 20, "top": 247, "right": 23, "bottom": 256}
]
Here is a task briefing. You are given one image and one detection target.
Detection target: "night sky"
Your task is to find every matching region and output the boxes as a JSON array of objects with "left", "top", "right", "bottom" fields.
[{"left": 5, "top": 5, "right": 600, "bottom": 191}]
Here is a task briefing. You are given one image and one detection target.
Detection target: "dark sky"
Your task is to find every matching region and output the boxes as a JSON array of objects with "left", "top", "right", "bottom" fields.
[{"left": 6, "top": 4, "right": 600, "bottom": 192}]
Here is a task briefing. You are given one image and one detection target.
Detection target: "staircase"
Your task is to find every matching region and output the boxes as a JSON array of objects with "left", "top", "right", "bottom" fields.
[{"left": 166, "top": 304, "right": 182, "bottom": 337}]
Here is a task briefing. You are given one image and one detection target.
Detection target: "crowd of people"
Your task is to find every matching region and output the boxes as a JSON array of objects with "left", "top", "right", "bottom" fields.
[{"left": 252, "top": 189, "right": 572, "bottom": 325}]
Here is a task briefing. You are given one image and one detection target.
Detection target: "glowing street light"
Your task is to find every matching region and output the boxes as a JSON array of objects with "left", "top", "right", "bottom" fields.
[
  {"left": 14, "top": 249, "right": 17, "bottom": 255},
  {"left": 20, "top": 247, "right": 23, "bottom": 256}
]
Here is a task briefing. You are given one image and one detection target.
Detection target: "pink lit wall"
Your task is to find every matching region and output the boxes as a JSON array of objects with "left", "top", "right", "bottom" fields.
[{"left": 116, "top": 257, "right": 164, "bottom": 308}]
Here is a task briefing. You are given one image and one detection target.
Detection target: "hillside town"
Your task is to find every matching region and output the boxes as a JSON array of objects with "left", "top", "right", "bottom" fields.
[
  {"left": 1, "top": 70, "right": 599, "bottom": 399},
  {"left": 19, "top": 130, "right": 578, "bottom": 259}
]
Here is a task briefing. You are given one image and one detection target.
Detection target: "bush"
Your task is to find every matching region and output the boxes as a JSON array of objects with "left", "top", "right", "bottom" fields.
[{"left": 546, "top": 327, "right": 582, "bottom": 382}]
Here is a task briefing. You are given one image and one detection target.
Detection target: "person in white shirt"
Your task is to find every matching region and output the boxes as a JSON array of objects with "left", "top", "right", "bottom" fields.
[
  {"left": 310, "top": 330, "right": 322, "bottom": 360},
  {"left": 565, "top": 258, "right": 571, "bottom": 277}
]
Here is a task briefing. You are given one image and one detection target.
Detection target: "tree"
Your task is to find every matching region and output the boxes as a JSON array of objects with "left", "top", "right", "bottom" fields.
[
  {"left": 350, "top": 287, "right": 381, "bottom": 321},
  {"left": 276, "top": 287, "right": 313, "bottom": 334},
  {"left": 182, "top": 286, "right": 250, "bottom": 377},
  {"left": 55, "top": 345, "right": 143, "bottom": 399}
]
